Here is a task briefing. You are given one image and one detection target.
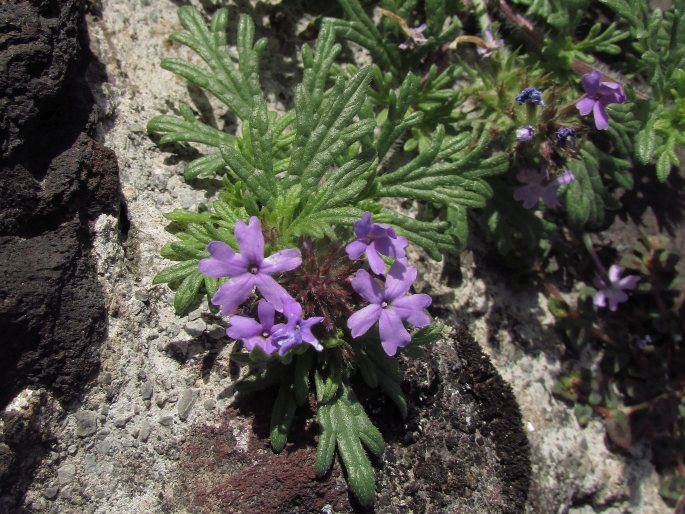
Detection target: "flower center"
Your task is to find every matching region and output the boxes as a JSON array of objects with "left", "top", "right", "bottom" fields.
[
  {"left": 381, "top": 301, "right": 388, "bottom": 309},
  {"left": 248, "top": 265, "right": 259, "bottom": 274},
  {"left": 261, "top": 331, "right": 270, "bottom": 338}
]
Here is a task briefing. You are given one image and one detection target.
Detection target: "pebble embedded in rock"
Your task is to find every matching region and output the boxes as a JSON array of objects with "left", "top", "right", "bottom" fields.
[
  {"left": 139, "top": 421, "right": 152, "bottom": 442},
  {"left": 184, "top": 319, "right": 206, "bottom": 337},
  {"left": 177, "top": 389, "right": 197, "bottom": 420},
  {"left": 141, "top": 381, "right": 153, "bottom": 400},
  {"left": 42, "top": 487, "right": 59, "bottom": 500},
  {"left": 57, "top": 463, "right": 76, "bottom": 485},
  {"left": 159, "top": 415, "right": 174, "bottom": 427},
  {"left": 203, "top": 399, "right": 216, "bottom": 411}
]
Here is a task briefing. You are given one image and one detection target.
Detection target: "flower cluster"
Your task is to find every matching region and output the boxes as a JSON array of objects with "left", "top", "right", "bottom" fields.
[
  {"left": 199, "top": 216, "right": 323, "bottom": 356},
  {"left": 198, "top": 213, "right": 432, "bottom": 359},
  {"left": 345, "top": 213, "right": 432, "bottom": 356}
]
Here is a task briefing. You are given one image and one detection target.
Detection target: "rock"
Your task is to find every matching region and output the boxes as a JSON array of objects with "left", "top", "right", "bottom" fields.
[
  {"left": 141, "top": 382, "right": 153, "bottom": 400},
  {"left": 0, "top": 443, "right": 15, "bottom": 480},
  {"left": 42, "top": 487, "right": 59, "bottom": 500},
  {"left": 159, "top": 416, "right": 174, "bottom": 427},
  {"left": 0, "top": 0, "right": 120, "bottom": 412},
  {"left": 203, "top": 399, "right": 216, "bottom": 411},
  {"left": 75, "top": 411, "right": 97, "bottom": 438},
  {"left": 184, "top": 319, "right": 206, "bottom": 337},
  {"left": 177, "top": 389, "right": 197, "bottom": 421},
  {"left": 139, "top": 421, "right": 152, "bottom": 442},
  {"left": 57, "top": 464, "right": 76, "bottom": 485}
]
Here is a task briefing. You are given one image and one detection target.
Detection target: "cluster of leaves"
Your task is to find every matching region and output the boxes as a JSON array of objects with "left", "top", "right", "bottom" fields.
[
  {"left": 148, "top": 5, "right": 490, "bottom": 506},
  {"left": 550, "top": 235, "right": 685, "bottom": 507},
  {"left": 600, "top": 0, "right": 685, "bottom": 182},
  {"left": 147, "top": 0, "right": 685, "bottom": 506}
]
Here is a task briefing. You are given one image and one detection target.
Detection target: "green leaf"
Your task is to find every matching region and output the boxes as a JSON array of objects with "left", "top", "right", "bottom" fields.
[
  {"left": 634, "top": 119, "right": 657, "bottom": 165},
  {"left": 656, "top": 150, "right": 672, "bottom": 182},
  {"left": 293, "top": 351, "right": 313, "bottom": 406},
  {"left": 173, "top": 270, "right": 204, "bottom": 315},
  {"left": 564, "top": 150, "right": 605, "bottom": 228},
  {"left": 153, "top": 260, "right": 199, "bottom": 285},
  {"left": 270, "top": 376, "right": 297, "bottom": 453},
  {"left": 315, "top": 380, "right": 384, "bottom": 507}
]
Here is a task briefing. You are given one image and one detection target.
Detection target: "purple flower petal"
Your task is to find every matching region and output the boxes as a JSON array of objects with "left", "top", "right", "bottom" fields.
[
  {"left": 199, "top": 242, "right": 248, "bottom": 278},
  {"left": 351, "top": 269, "right": 383, "bottom": 304},
  {"left": 581, "top": 71, "right": 601, "bottom": 96},
  {"left": 211, "top": 274, "right": 256, "bottom": 315},
  {"left": 384, "top": 261, "right": 416, "bottom": 301},
  {"left": 260, "top": 249, "right": 302, "bottom": 275},
  {"left": 226, "top": 315, "right": 262, "bottom": 341},
  {"left": 347, "top": 304, "right": 382, "bottom": 338},
  {"left": 592, "top": 101, "right": 609, "bottom": 130},
  {"left": 235, "top": 216, "right": 265, "bottom": 264},
  {"left": 618, "top": 275, "right": 640, "bottom": 290},
  {"left": 608, "top": 265, "right": 622, "bottom": 283},
  {"left": 593, "top": 290, "right": 607, "bottom": 308},
  {"left": 373, "top": 232, "right": 407, "bottom": 259},
  {"left": 379, "top": 309, "right": 411, "bottom": 356},
  {"left": 391, "top": 294, "right": 432, "bottom": 326},
  {"left": 606, "top": 288, "right": 628, "bottom": 311},
  {"left": 354, "top": 212, "right": 372, "bottom": 238},
  {"left": 365, "top": 245, "right": 387, "bottom": 275},
  {"left": 300, "top": 317, "right": 324, "bottom": 350},
  {"left": 575, "top": 97, "right": 596, "bottom": 116},
  {"left": 257, "top": 299, "right": 275, "bottom": 330},
  {"left": 345, "top": 239, "right": 367, "bottom": 260},
  {"left": 242, "top": 336, "right": 276, "bottom": 353},
  {"left": 540, "top": 184, "right": 561, "bottom": 209},
  {"left": 254, "top": 274, "right": 292, "bottom": 312},
  {"left": 513, "top": 184, "right": 543, "bottom": 209}
]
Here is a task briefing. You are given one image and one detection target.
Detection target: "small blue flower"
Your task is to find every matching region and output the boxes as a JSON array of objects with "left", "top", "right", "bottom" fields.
[
  {"left": 516, "top": 87, "right": 544, "bottom": 106},
  {"left": 555, "top": 127, "right": 577, "bottom": 147}
]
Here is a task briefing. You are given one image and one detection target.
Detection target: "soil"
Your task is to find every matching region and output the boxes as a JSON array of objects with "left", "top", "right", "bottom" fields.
[{"left": 172, "top": 326, "right": 530, "bottom": 514}]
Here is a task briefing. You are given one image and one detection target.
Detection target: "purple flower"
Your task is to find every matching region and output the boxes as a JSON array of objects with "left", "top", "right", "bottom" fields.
[
  {"left": 347, "top": 260, "right": 431, "bottom": 356},
  {"left": 593, "top": 264, "right": 640, "bottom": 311},
  {"left": 199, "top": 216, "right": 301, "bottom": 315},
  {"left": 226, "top": 299, "right": 279, "bottom": 355},
  {"left": 271, "top": 296, "right": 324, "bottom": 356},
  {"left": 513, "top": 169, "right": 575, "bottom": 209},
  {"left": 399, "top": 24, "right": 427, "bottom": 50},
  {"left": 575, "top": 71, "right": 626, "bottom": 130},
  {"left": 346, "top": 212, "right": 409, "bottom": 275},
  {"left": 516, "top": 125, "right": 535, "bottom": 141},
  {"left": 516, "top": 87, "right": 544, "bottom": 106},
  {"left": 555, "top": 127, "right": 576, "bottom": 147}
]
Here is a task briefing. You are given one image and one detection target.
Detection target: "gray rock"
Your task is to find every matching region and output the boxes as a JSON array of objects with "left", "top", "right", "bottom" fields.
[
  {"left": 141, "top": 381, "right": 153, "bottom": 400},
  {"left": 184, "top": 319, "right": 206, "bottom": 337},
  {"left": 42, "top": 487, "right": 59, "bottom": 500},
  {"left": 75, "top": 411, "right": 97, "bottom": 437},
  {"left": 57, "top": 464, "right": 76, "bottom": 485},
  {"left": 155, "top": 393, "right": 167, "bottom": 408},
  {"left": 0, "top": 443, "right": 15, "bottom": 480},
  {"left": 177, "top": 389, "right": 197, "bottom": 420},
  {"left": 139, "top": 421, "right": 152, "bottom": 442},
  {"left": 203, "top": 399, "right": 216, "bottom": 411},
  {"left": 159, "top": 415, "right": 173, "bottom": 427}
]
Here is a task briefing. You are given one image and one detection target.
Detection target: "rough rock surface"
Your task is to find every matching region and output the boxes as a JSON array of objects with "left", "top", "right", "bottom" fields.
[{"left": 0, "top": 0, "right": 120, "bottom": 510}]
